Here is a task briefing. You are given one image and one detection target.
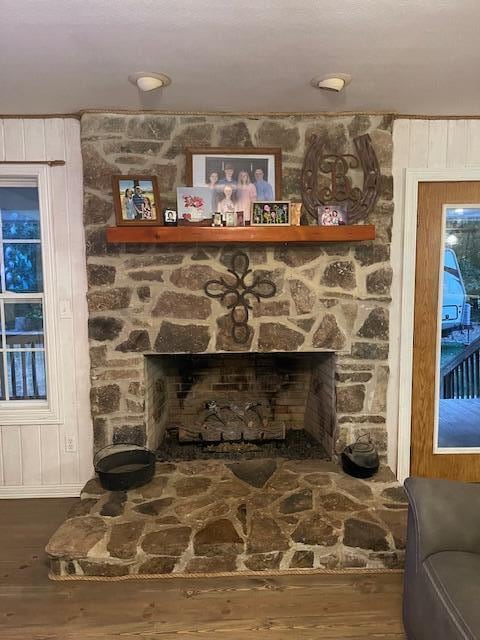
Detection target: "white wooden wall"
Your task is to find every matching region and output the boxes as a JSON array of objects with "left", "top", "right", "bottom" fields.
[
  {"left": 0, "top": 118, "right": 92, "bottom": 497},
  {"left": 389, "top": 119, "right": 480, "bottom": 473}
]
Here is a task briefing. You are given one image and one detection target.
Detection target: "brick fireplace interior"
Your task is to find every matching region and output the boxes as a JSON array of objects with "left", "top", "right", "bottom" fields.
[{"left": 145, "top": 352, "right": 336, "bottom": 459}]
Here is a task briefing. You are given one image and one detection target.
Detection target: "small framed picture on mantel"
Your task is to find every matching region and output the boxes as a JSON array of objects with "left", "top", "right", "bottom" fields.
[
  {"left": 251, "top": 201, "right": 291, "bottom": 225},
  {"left": 317, "top": 204, "right": 348, "bottom": 226},
  {"left": 112, "top": 175, "right": 161, "bottom": 225}
]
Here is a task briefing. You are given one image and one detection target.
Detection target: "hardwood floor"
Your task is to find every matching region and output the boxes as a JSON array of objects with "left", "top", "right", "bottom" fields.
[{"left": 0, "top": 498, "right": 406, "bottom": 639}]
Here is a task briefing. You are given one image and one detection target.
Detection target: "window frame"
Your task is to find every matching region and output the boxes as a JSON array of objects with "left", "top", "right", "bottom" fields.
[{"left": 0, "top": 165, "right": 61, "bottom": 424}]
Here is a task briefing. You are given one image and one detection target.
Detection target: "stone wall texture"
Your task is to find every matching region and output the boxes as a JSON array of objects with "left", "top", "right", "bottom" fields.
[{"left": 81, "top": 112, "right": 394, "bottom": 455}]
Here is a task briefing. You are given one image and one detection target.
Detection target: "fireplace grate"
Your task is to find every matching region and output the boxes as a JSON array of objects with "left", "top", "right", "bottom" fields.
[{"left": 156, "top": 428, "right": 329, "bottom": 462}]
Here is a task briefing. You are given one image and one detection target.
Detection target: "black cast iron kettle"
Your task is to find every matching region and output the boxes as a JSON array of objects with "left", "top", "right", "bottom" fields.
[{"left": 341, "top": 433, "right": 380, "bottom": 478}]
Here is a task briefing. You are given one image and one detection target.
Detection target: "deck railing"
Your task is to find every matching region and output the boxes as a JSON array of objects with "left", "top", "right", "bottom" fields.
[
  {"left": 4, "top": 333, "right": 46, "bottom": 400},
  {"left": 9, "top": 350, "right": 43, "bottom": 399},
  {"left": 440, "top": 335, "right": 480, "bottom": 399}
]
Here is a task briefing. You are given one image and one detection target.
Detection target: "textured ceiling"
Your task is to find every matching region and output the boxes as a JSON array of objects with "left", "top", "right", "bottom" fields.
[{"left": 2, "top": 0, "right": 480, "bottom": 115}]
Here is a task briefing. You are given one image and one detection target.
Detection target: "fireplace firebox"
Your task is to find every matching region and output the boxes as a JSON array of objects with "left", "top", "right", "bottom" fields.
[{"left": 145, "top": 352, "right": 336, "bottom": 459}]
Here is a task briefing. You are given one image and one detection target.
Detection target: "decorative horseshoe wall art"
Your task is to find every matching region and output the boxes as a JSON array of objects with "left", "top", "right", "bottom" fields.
[{"left": 301, "top": 133, "right": 380, "bottom": 222}]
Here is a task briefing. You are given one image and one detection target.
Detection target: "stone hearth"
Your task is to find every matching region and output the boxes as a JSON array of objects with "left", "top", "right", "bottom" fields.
[{"left": 46, "top": 459, "right": 406, "bottom": 577}]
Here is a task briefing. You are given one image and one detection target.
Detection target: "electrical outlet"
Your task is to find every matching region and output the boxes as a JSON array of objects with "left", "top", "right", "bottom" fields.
[{"left": 65, "top": 435, "right": 77, "bottom": 453}]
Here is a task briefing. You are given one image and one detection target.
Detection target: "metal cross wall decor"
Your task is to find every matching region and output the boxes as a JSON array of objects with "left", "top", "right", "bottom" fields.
[
  {"left": 204, "top": 251, "right": 276, "bottom": 344},
  {"left": 301, "top": 133, "right": 380, "bottom": 222}
]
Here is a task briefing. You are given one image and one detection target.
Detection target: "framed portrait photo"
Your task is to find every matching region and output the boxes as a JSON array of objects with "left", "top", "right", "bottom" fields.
[
  {"left": 163, "top": 209, "right": 178, "bottom": 226},
  {"left": 185, "top": 147, "right": 281, "bottom": 223},
  {"left": 317, "top": 204, "right": 348, "bottom": 226},
  {"left": 212, "top": 212, "right": 223, "bottom": 227},
  {"left": 251, "top": 201, "right": 290, "bottom": 226},
  {"left": 112, "top": 176, "right": 160, "bottom": 226}
]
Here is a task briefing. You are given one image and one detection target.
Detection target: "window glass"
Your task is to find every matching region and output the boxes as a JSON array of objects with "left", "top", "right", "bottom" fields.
[
  {"left": 3, "top": 243, "right": 43, "bottom": 292},
  {"left": 5, "top": 302, "right": 44, "bottom": 347},
  {"left": 0, "top": 186, "right": 47, "bottom": 401},
  {"left": 437, "top": 207, "right": 480, "bottom": 448},
  {"left": 6, "top": 351, "right": 46, "bottom": 400},
  {"left": 0, "top": 188, "right": 40, "bottom": 240}
]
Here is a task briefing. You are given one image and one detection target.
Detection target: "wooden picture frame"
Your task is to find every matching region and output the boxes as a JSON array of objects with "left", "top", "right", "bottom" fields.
[
  {"left": 185, "top": 147, "right": 282, "bottom": 222},
  {"left": 112, "top": 175, "right": 161, "bottom": 226}
]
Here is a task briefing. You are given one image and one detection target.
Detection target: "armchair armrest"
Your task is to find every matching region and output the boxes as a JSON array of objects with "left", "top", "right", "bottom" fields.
[{"left": 404, "top": 476, "right": 480, "bottom": 564}]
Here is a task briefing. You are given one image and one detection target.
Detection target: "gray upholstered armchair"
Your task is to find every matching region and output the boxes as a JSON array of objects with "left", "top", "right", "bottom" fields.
[{"left": 403, "top": 477, "right": 480, "bottom": 640}]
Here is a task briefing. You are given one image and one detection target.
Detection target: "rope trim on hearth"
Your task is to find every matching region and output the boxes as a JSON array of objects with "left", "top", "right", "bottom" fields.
[{"left": 49, "top": 566, "right": 404, "bottom": 581}]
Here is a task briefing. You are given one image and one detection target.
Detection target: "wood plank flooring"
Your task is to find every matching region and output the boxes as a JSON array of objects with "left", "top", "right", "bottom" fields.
[{"left": 0, "top": 498, "right": 406, "bottom": 639}]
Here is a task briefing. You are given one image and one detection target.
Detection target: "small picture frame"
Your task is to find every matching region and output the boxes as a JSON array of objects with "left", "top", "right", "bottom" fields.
[
  {"left": 176, "top": 186, "right": 212, "bottom": 223},
  {"left": 317, "top": 204, "right": 348, "bottom": 226},
  {"left": 251, "top": 201, "right": 290, "bottom": 226},
  {"left": 225, "top": 210, "right": 236, "bottom": 227},
  {"left": 235, "top": 211, "right": 244, "bottom": 226},
  {"left": 212, "top": 212, "right": 223, "bottom": 227},
  {"left": 163, "top": 209, "right": 178, "bottom": 226},
  {"left": 112, "top": 176, "right": 160, "bottom": 226},
  {"left": 290, "top": 202, "right": 302, "bottom": 226}
]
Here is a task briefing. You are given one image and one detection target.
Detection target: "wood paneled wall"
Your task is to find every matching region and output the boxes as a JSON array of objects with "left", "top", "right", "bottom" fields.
[
  {"left": 0, "top": 118, "right": 92, "bottom": 496},
  {"left": 389, "top": 119, "right": 480, "bottom": 473}
]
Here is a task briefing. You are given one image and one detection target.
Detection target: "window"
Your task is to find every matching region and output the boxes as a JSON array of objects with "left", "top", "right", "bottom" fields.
[
  {"left": 0, "top": 166, "right": 61, "bottom": 424},
  {"left": 0, "top": 186, "right": 46, "bottom": 401}
]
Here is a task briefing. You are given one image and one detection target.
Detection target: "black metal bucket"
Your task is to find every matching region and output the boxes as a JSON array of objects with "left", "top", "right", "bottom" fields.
[{"left": 93, "top": 444, "right": 156, "bottom": 491}]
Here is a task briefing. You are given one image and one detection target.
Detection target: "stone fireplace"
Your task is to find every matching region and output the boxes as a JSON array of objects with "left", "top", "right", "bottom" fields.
[
  {"left": 44, "top": 111, "right": 405, "bottom": 581},
  {"left": 83, "top": 111, "right": 392, "bottom": 461}
]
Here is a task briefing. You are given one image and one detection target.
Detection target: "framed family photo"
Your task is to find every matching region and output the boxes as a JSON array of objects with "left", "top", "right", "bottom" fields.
[
  {"left": 251, "top": 201, "right": 290, "bottom": 226},
  {"left": 317, "top": 204, "right": 348, "bottom": 226},
  {"left": 185, "top": 147, "right": 282, "bottom": 223},
  {"left": 112, "top": 176, "right": 160, "bottom": 226}
]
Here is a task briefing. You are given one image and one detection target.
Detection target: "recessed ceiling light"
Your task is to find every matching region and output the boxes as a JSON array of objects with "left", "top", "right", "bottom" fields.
[
  {"left": 310, "top": 73, "right": 352, "bottom": 93},
  {"left": 128, "top": 72, "right": 172, "bottom": 92}
]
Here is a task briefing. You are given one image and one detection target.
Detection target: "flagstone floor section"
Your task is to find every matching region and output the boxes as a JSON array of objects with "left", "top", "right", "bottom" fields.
[{"left": 46, "top": 459, "right": 407, "bottom": 578}]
